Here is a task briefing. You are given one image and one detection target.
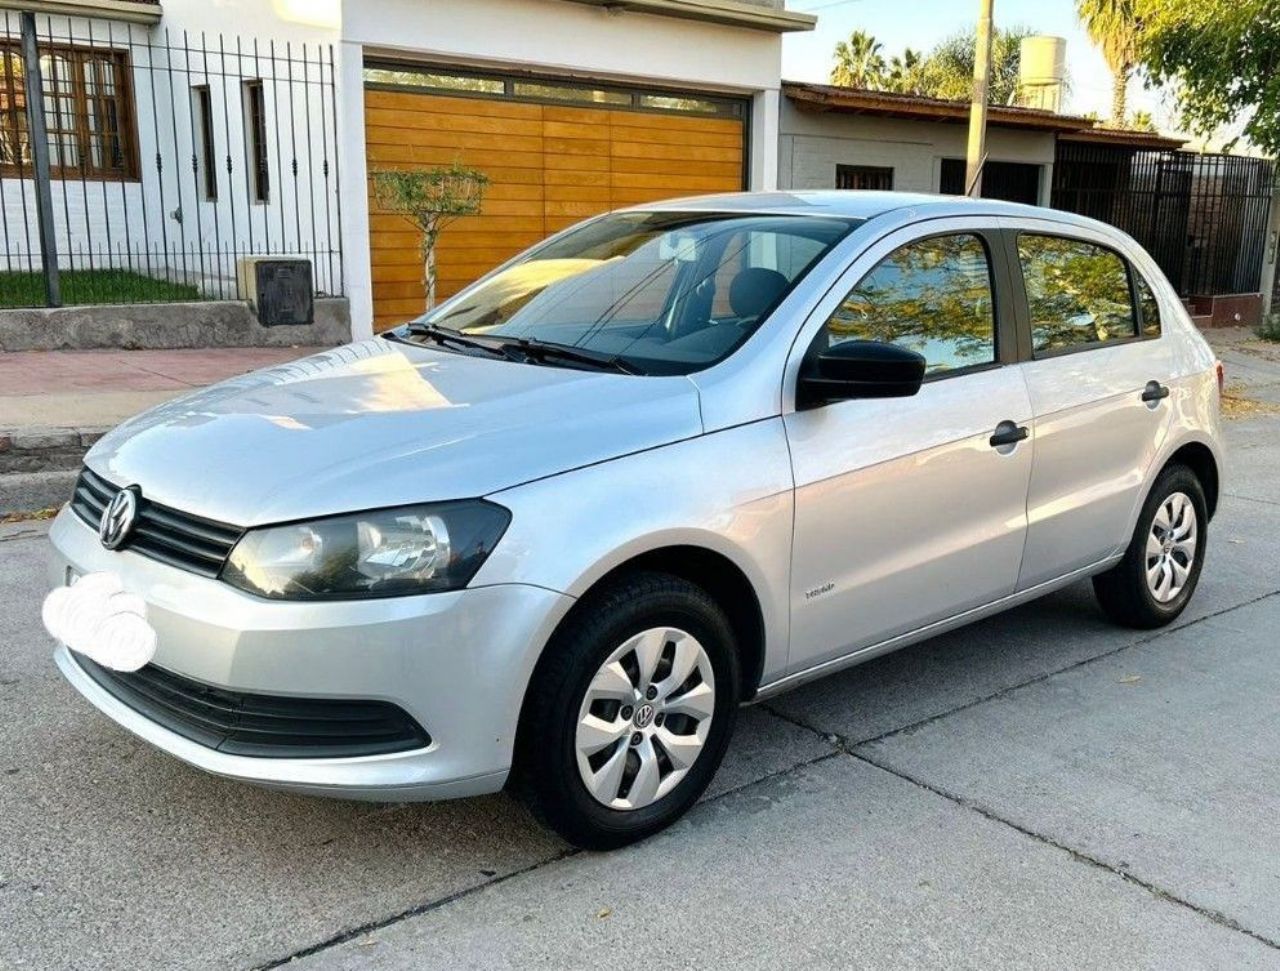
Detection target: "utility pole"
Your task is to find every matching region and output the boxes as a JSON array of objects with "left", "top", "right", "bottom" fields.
[{"left": 965, "top": 0, "right": 994, "bottom": 198}]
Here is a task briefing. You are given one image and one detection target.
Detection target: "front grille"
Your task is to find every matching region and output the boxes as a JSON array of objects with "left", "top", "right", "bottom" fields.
[
  {"left": 76, "top": 655, "right": 432, "bottom": 758},
  {"left": 70, "top": 467, "right": 242, "bottom": 578}
]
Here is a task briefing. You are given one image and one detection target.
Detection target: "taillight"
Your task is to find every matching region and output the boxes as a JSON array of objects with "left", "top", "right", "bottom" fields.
[{"left": 1216, "top": 361, "right": 1225, "bottom": 396}]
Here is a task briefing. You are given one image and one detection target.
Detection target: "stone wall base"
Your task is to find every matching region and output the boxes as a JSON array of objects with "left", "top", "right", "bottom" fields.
[{"left": 0, "top": 298, "right": 350, "bottom": 352}]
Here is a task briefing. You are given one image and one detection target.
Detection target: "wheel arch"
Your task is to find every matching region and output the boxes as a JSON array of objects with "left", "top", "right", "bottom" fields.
[
  {"left": 537, "top": 542, "right": 770, "bottom": 703},
  {"left": 1165, "top": 440, "right": 1219, "bottom": 520}
]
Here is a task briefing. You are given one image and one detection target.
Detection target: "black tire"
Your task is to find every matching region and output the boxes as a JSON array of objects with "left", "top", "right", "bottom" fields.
[
  {"left": 1093, "top": 463, "right": 1207, "bottom": 629},
  {"left": 511, "top": 571, "right": 740, "bottom": 850}
]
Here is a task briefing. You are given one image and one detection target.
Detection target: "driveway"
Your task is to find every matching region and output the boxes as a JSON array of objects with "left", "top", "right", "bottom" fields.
[{"left": 2, "top": 335, "right": 1279, "bottom": 969}]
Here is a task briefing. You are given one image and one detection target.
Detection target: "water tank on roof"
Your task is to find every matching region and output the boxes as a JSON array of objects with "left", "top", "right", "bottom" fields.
[{"left": 1019, "top": 35, "right": 1067, "bottom": 113}]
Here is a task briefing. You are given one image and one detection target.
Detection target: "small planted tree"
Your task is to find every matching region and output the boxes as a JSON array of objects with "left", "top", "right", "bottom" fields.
[{"left": 371, "top": 161, "right": 489, "bottom": 311}]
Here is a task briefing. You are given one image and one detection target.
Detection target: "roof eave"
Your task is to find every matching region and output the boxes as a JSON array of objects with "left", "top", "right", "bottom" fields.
[
  {"left": 784, "top": 82, "right": 1096, "bottom": 134},
  {"left": 0, "top": 0, "right": 162, "bottom": 24},
  {"left": 557, "top": 0, "right": 817, "bottom": 33},
  {"left": 1059, "top": 130, "right": 1189, "bottom": 151}
]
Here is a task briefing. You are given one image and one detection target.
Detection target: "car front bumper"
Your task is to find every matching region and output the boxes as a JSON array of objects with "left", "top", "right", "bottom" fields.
[{"left": 47, "top": 507, "right": 575, "bottom": 801}]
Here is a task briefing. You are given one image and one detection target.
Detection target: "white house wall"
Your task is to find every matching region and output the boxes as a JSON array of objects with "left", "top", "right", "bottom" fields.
[
  {"left": 778, "top": 98, "right": 1056, "bottom": 203},
  {"left": 1, "top": 7, "right": 342, "bottom": 298}
]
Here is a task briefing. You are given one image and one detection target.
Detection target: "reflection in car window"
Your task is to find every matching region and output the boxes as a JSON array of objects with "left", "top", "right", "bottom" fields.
[
  {"left": 1134, "top": 270, "right": 1162, "bottom": 337},
  {"left": 1018, "top": 235, "right": 1137, "bottom": 353},
  {"left": 417, "top": 212, "right": 855, "bottom": 376},
  {"left": 823, "top": 233, "right": 997, "bottom": 375}
]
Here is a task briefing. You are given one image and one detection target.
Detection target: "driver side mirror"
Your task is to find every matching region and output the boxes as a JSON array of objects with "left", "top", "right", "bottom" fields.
[{"left": 798, "top": 339, "right": 926, "bottom": 408}]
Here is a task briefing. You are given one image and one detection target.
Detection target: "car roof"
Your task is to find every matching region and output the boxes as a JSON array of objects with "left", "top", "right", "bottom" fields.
[{"left": 626, "top": 189, "right": 1107, "bottom": 232}]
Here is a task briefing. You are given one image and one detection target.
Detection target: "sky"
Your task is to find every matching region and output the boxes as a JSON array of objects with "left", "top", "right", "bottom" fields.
[{"left": 780, "top": 0, "right": 1171, "bottom": 127}]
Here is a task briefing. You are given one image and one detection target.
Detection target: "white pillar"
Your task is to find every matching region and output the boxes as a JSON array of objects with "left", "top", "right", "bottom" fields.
[
  {"left": 1039, "top": 161, "right": 1054, "bottom": 207},
  {"left": 1261, "top": 189, "right": 1280, "bottom": 319},
  {"left": 336, "top": 39, "right": 373, "bottom": 340},
  {"left": 751, "top": 87, "right": 780, "bottom": 191}
]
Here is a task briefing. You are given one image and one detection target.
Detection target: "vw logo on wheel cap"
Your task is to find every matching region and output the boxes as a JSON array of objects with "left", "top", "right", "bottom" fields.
[{"left": 99, "top": 486, "right": 140, "bottom": 550}]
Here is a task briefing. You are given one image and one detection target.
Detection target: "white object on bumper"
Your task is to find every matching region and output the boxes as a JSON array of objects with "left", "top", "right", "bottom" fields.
[{"left": 42, "top": 571, "right": 157, "bottom": 672}]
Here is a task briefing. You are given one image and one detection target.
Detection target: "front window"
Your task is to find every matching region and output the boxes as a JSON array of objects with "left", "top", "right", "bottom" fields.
[
  {"left": 415, "top": 211, "right": 856, "bottom": 375},
  {"left": 820, "top": 233, "right": 998, "bottom": 375}
]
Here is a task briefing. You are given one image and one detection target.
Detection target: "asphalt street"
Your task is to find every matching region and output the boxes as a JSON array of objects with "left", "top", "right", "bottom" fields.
[{"left": 2, "top": 336, "right": 1279, "bottom": 969}]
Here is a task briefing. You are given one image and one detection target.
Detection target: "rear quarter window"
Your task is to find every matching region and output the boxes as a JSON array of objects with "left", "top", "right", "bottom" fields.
[{"left": 1134, "top": 270, "right": 1162, "bottom": 337}]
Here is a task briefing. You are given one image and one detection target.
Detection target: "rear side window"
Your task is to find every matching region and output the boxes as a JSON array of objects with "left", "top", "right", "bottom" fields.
[
  {"left": 1017, "top": 234, "right": 1137, "bottom": 354},
  {"left": 1134, "top": 271, "right": 1162, "bottom": 337},
  {"left": 823, "top": 233, "right": 997, "bottom": 375}
]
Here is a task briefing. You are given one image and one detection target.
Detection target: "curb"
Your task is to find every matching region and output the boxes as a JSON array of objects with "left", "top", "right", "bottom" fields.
[{"left": 0, "top": 425, "right": 109, "bottom": 475}]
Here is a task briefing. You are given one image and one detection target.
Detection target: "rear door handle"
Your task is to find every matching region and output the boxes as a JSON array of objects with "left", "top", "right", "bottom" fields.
[
  {"left": 989, "top": 420, "right": 1029, "bottom": 448},
  {"left": 1141, "top": 380, "right": 1170, "bottom": 403}
]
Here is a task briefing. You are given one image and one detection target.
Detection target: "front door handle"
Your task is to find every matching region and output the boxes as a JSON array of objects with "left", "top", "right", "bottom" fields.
[
  {"left": 1141, "top": 380, "right": 1171, "bottom": 403},
  {"left": 989, "top": 420, "right": 1029, "bottom": 448}
]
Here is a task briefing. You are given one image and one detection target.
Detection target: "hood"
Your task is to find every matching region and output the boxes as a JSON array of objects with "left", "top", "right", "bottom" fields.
[{"left": 86, "top": 338, "right": 703, "bottom": 526}]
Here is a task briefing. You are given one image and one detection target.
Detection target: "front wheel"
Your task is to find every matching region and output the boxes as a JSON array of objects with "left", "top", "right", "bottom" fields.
[
  {"left": 1093, "top": 463, "right": 1207, "bottom": 629},
  {"left": 512, "top": 572, "right": 740, "bottom": 850}
]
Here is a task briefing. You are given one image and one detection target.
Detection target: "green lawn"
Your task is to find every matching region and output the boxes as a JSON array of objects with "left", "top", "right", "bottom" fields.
[{"left": 0, "top": 269, "right": 202, "bottom": 308}]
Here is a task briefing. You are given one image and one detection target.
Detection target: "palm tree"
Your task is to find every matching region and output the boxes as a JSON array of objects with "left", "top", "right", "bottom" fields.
[
  {"left": 920, "top": 27, "right": 1033, "bottom": 104},
  {"left": 1077, "top": 0, "right": 1141, "bottom": 125},
  {"left": 831, "top": 30, "right": 886, "bottom": 90},
  {"left": 1130, "top": 109, "right": 1157, "bottom": 132},
  {"left": 885, "top": 48, "right": 926, "bottom": 95}
]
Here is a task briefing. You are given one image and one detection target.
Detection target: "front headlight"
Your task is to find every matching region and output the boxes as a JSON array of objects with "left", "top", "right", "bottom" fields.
[{"left": 220, "top": 501, "right": 511, "bottom": 600}]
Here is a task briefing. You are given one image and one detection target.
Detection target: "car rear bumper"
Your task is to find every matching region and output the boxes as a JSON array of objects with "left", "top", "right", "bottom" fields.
[{"left": 48, "top": 507, "right": 575, "bottom": 801}]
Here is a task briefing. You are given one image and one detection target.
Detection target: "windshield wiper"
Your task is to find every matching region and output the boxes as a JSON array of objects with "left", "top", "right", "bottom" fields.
[
  {"left": 396, "top": 322, "right": 514, "bottom": 359},
  {"left": 395, "top": 323, "right": 641, "bottom": 375},
  {"left": 495, "top": 337, "right": 643, "bottom": 375}
]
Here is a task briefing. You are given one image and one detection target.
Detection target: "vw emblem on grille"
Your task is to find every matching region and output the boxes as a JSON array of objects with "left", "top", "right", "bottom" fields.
[{"left": 99, "top": 486, "right": 140, "bottom": 550}]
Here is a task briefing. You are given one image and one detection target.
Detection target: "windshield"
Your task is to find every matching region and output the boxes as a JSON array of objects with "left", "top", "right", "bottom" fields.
[{"left": 410, "top": 211, "right": 857, "bottom": 375}]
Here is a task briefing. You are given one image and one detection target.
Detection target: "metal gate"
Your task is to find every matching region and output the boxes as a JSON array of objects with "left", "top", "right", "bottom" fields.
[
  {"left": 1052, "top": 142, "right": 1275, "bottom": 298},
  {"left": 1, "top": 10, "right": 343, "bottom": 309}
]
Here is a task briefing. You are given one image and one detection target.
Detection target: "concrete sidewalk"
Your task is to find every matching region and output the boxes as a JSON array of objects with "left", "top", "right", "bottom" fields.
[
  {"left": 0, "top": 346, "right": 325, "bottom": 429},
  {"left": 0, "top": 346, "right": 326, "bottom": 514}
]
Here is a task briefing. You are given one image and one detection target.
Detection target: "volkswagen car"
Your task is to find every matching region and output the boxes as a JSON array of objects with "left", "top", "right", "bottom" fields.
[{"left": 47, "top": 192, "right": 1223, "bottom": 848}]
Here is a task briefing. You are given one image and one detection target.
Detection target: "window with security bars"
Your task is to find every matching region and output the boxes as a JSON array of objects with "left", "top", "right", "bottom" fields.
[
  {"left": 243, "top": 79, "right": 269, "bottom": 203},
  {"left": 836, "top": 164, "right": 893, "bottom": 191},
  {"left": 0, "top": 42, "right": 138, "bottom": 180}
]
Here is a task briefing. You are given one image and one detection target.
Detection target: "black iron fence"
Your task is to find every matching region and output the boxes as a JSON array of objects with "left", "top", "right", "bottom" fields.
[
  {"left": 1052, "top": 142, "right": 1275, "bottom": 298},
  {"left": 0, "top": 11, "right": 342, "bottom": 309}
]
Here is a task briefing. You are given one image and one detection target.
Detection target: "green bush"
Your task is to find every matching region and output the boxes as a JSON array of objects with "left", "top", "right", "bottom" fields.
[{"left": 1257, "top": 312, "right": 1280, "bottom": 342}]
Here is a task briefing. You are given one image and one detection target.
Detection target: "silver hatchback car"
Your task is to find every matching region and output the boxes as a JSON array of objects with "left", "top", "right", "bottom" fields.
[{"left": 48, "top": 192, "right": 1223, "bottom": 848}]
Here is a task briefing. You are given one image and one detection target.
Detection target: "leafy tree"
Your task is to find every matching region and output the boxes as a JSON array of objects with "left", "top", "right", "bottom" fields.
[
  {"left": 371, "top": 162, "right": 489, "bottom": 312},
  {"left": 920, "top": 26, "right": 1035, "bottom": 104},
  {"left": 831, "top": 30, "right": 887, "bottom": 89},
  {"left": 885, "top": 48, "right": 928, "bottom": 96},
  {"left": 1129, "top": 109, "right": 1157, "bottom": 132},
  {"left": 1135, "top": 0, "right": 1280, "bottom": 154},
  {"left": 1077, "top": 0, "right": 1141, "bottom": 125}
]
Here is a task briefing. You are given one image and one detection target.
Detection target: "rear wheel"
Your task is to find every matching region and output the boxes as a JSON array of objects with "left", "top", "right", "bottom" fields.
[
  {"left": 1093, "top": 464, "right": 1207, "bottom": 629},
  {"left": 513, "top": 571, "right": 740, "bottom": 850}
]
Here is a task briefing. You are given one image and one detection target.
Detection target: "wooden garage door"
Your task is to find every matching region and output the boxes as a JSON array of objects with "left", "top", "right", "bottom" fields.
[{"left": 365, "top": 78, "right": 747, "bottom": 331}]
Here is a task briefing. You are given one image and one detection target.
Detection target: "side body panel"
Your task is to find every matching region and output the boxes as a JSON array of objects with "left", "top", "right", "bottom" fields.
[
  {"left": 1016, "top": 340, "right": 1175, "bottom": 586},
  {"left": 474, "top": 419, "right": 797, "bottom": 685},
  {"left": 785, "top": 368, "right": 1035, "bottom": 670}
]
